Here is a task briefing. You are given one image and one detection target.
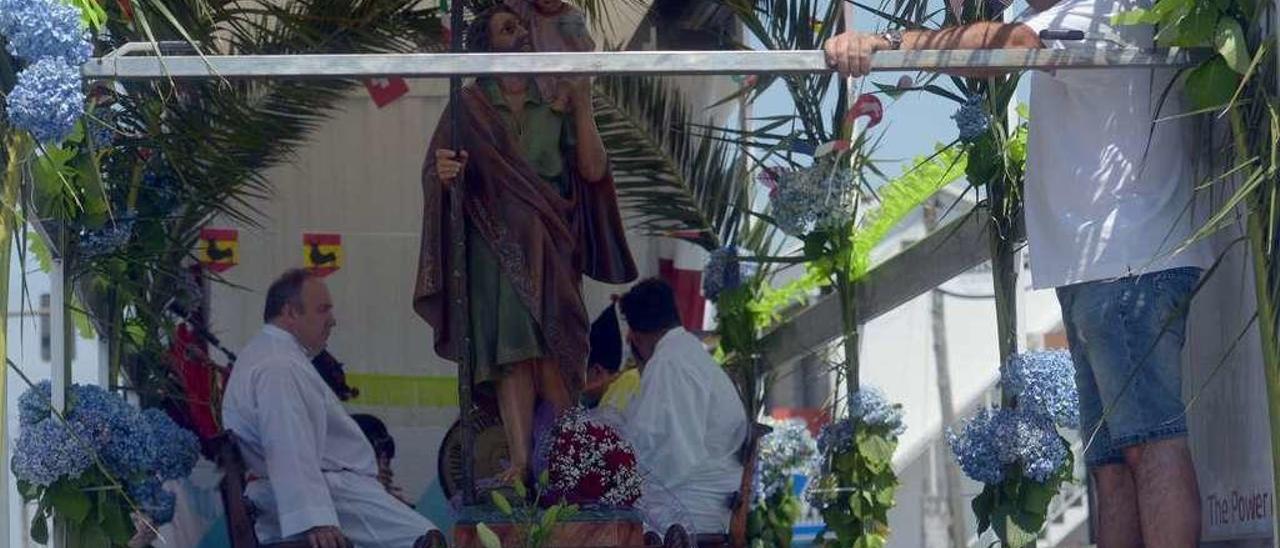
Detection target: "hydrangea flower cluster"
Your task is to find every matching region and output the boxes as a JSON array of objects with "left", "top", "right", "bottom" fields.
[
  {"left": 818, "top": 386, "right": 906, "bottom": 457},
  {"left": 947, "top": 409, "right": 1005, "bottom": 484},
  {"left": 12, "top": 381, "right": 199, "bottom": 525},
  {"left": 1002, "top": 350, "right": 1079, "bottom": 429},
  {"left": 0, "top": 0, "right": 92, "bottom": 142},
  {"left": 78, "top": 213, "right": 136, "bottom": 258},
  {"left": 0, "top": 0, "right": 92, "bottom": 64},
  {"left": 541, "top": 408, "right": 642, "bottom": 507},
  {"left": 141, "top": 168, "right": 182, "bottom": 215},
  {"left": 753, "top": 418, "right": 818, "bottom": 505},
  {"left": 993, "top": 409, "right": 1069, "bottom": 483},
  {"left": 771, "top": 158, "right": 859, "bottom": 237},
  {"left": 948, "top": 407, "right": 1071, "bottom": 485},
  {"left": 5, "top": 57, "right": 85, "bottom": 142},
  {"left": 952, "top": 94, "right": 991, "bottom": 144},
  {"left": 703, "top": 246, "right": 756, "bottom": 302}
]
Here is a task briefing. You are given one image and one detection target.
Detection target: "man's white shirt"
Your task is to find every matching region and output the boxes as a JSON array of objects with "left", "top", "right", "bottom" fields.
[
  {"left": 222, "top": 325, "right": 431, "bottom": 545},
  {"left": 1017, "top": 0, "right": 1210, "bottom": 288},
  {"left": 625, "top": 328, "right": 748, "bottom": 535}
]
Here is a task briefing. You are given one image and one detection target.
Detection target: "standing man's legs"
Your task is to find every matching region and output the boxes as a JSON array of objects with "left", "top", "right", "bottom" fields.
[
  {"left": 1125, "top": 438, "right": 1201, "bottom": 546},
  {"left": 1058, "top": 268, "right": 1202, "bottom": 547}
]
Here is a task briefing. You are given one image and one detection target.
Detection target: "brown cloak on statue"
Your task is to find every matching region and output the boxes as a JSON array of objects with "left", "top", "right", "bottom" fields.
[{"left": 413, "top": 83, "right": 637, "bottom": 392}]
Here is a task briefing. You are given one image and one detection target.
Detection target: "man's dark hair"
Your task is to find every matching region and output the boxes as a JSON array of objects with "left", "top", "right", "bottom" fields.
[
  {"left": 263, "top": 268, "right": 313, "bottom": 323},
  {"left": 465, "top": 5, "right": 518, "bottom": 53},
  {"left": 588, "top": 305, "right": 622, "bottom": 372},
  {"left": 619, "top": 278, "right": 682, "bottom": 333}
]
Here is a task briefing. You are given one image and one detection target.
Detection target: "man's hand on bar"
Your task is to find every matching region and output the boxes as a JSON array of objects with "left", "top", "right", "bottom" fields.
[{"left": 824, "top": 32, "right": 892, "bottom": 78}]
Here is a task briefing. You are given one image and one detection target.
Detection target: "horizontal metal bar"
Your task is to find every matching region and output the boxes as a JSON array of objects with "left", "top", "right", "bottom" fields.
[
  {"left": 82, "top": 45, "right": 1205, "bottom": 80},
  {"left": 760, "top": 207, "right": 1026, "bottom": 369}
]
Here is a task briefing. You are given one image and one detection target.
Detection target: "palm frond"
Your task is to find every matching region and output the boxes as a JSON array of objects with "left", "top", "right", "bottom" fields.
[{"left": 594, "top": 74, "right": 753, "bottom": 251}]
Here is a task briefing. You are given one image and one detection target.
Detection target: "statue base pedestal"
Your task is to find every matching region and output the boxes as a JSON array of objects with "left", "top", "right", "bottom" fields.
[{"left": 453, "top": 506, "right": 647, "bottom": 547}]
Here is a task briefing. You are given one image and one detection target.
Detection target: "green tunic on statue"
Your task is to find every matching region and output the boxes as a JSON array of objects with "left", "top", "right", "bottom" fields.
[{"left": 467, "top": 78, "right": 573, "bottom": 382}]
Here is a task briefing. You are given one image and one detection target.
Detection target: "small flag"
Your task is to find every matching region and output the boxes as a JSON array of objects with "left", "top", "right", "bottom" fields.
[
  {"left": 198, "top": 228, "right": 239, "bottom": 273},
  {"left": 364, "top": 78, "right": 410, "bottom": 108},
  {"left": 303, "top": 233, "right": 343, "bottom": 277}
]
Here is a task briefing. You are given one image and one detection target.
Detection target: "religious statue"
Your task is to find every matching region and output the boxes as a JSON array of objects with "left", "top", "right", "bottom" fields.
[{"left": 413, "top": 4, "right": 637, "bottom": 486}]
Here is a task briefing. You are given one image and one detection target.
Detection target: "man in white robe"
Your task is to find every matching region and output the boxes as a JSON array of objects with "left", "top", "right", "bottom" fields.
[
  {"left": 618, "top": 278, "right": 748, "bottom": 536},
  {"left": 222, "top": 269, "right": 436, "bottom": 548}
]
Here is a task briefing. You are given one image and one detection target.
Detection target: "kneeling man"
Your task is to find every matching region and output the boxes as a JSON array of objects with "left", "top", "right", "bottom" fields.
[
  {"left": 223, "top": 269, "right": 436, "bottom": 547},
  {"left": 619, "top": 278, "right": 748, "bottom": 536}
]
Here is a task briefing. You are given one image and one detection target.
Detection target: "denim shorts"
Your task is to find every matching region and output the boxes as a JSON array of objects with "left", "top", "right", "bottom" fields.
[{"left": 1056, "top": 267, "right": 1201, "bottom": 467}]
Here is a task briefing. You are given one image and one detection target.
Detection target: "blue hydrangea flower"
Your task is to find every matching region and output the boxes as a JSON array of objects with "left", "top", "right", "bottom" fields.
[
  {"left": 12, "top": 418, "right": 93, "bottom": 487},
  {"left": 947, "top": 408, "right": 1004, "bottom": 484},
  {"left": 703, "top": 246, "right": 756, "bottom": 302},
  {"left": 993, "top": 409, "right": 1070, "bottom": 483},
  {"left": 952, "top": 94, "right": 990, "bottom": 144},
  {"left": 18, "top": 380, "right": 53, "bottom": 427},
  {"left": 817, "top": 387, "right": 905, "bottom": 456},
  {"left": 1002, "top": 350, "right": 1080, "bottom": 429},
  {"left": 754, "top": 418, "right": 818, "bottom": 505},
  {"left": 771, "top": 159, "right": 859, "bottom": 237},
  {"left": 850, "top": 386, "right": 906, "bottom": 436},
  {"left": 130, "top": 478, "right": 177, "bottom": 524},
  {"left": 141, "top": 408, "right": 200, "bottom": 481},
  {"left": 78, "top": 214, "right": 136, "bottom": 258},
  {"left": 141, "top": 169, "right": 182, "bottom": 215},
  {"left": 0, "top": 0, "right": 93, "bottom": 65},
  {"left": 12, "top": 382, "right": 201, "bottom": 512},
  {"left": 88, "top": 109, "right": 117, "bottom": 147},
  {"left": 5, "top": 57, "right": 86, "bottom": 143}
]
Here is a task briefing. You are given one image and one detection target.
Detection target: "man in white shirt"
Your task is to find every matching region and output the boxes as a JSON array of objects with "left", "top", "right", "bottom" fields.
[
  {"left": 618, "top": 278, "right": 748, "bottom": 536},
  {"left": 825, "top": 2, "right": 1204, "bottom": 546},
  {"left": 222, "top": 269, "right": 438, "bottom": 547}
]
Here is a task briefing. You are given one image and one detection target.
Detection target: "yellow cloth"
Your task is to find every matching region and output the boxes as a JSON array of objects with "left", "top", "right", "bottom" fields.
[{"left": 600, "top": 368, "right": 640, "bottom": 413}]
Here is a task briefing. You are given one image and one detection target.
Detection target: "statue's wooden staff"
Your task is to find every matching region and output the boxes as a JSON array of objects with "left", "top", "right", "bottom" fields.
[{"left": 446, "top": 0, "right": 476, "bottom": 506}]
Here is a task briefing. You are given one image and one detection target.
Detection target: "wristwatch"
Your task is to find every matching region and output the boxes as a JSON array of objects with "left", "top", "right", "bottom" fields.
[{"left": 880, "top": 29, "right": 904, "bottom": 50}]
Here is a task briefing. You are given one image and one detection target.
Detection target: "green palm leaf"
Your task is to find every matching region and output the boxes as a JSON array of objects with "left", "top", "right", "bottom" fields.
[{"left": 594, "top": 74, "right": 754, "bottom": 251}]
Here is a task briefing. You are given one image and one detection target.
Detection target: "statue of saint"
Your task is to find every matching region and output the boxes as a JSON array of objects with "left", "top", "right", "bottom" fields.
[{"left": 414, "top": 4, "right": 637, "bottom": 485}]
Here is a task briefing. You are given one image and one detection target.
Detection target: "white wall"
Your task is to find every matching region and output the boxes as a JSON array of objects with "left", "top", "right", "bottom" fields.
[{"left": 5, "top": 249, "right": 102, "bottom": 548}]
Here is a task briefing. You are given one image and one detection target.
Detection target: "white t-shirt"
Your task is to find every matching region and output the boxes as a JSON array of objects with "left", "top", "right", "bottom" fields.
[{"left": 1017, "top": 0, "right": 1209, "bottom": 289}]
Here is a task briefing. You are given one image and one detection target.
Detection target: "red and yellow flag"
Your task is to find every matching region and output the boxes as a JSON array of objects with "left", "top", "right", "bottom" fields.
[
  {"left": 303, "top": 233, "right": 342, "bottom": 277},
  {"left": 198, "top": 228, "right": 239, "bottom": 273}
]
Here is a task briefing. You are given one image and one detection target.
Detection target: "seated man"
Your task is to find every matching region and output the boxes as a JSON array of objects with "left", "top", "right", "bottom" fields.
[
  {"left": 619, "top": 278, "right": 748, "bottom": 536},
  {"left": 222, "top": 269, "right": 436, "bottom": 548},
  {"left": 583, "top": 303, "right": 640, "bottom": 414}
]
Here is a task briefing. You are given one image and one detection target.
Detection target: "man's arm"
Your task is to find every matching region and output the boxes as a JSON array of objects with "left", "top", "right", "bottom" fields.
[
  {"left": 255, "top": 366, "right": 343, "bottom": 540},
  {"left": 824, "top": 23, "right": 1043, "bottom": 78},
  {"left": 569, "top": 78, "right": 609, "bottom": 182}
]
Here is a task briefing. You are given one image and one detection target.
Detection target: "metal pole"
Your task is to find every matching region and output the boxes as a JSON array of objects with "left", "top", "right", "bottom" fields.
[
  {"left": 80, "top": 47, "right": 1206, "bottom": 80},
  {"left": 49, "top": 258, "right": 67, "bottom": 548},
  {"left": 925, "top": 200, "right": 968, "bottom": 548},
  {"left": 446, "top": 0, "right": 476, "bottom": 507}
]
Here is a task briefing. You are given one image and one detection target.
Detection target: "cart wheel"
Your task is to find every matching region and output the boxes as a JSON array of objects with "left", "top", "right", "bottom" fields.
[{"left": 663, "top": 524, "right": 691, "bottom": 548}]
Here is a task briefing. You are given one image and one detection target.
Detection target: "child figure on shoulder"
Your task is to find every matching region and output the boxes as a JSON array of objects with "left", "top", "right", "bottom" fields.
[{"left": 505, "top": 0, "right": 596, "bottom": 113}]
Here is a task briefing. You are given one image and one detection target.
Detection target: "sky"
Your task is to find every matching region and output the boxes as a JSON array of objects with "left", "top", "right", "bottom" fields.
[{"left": 748, "top": 0, "right": 1034, "bottom": 181}]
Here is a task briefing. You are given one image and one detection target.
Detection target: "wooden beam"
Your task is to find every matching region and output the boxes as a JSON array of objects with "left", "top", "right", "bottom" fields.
[{"left": 760, "top": 206, "right": 1025, "bottom": 368}]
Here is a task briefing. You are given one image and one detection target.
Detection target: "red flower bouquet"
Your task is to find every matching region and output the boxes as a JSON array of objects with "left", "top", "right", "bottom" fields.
[{"left": 539, "top": 409, "right": 642, "bottom": 508}]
